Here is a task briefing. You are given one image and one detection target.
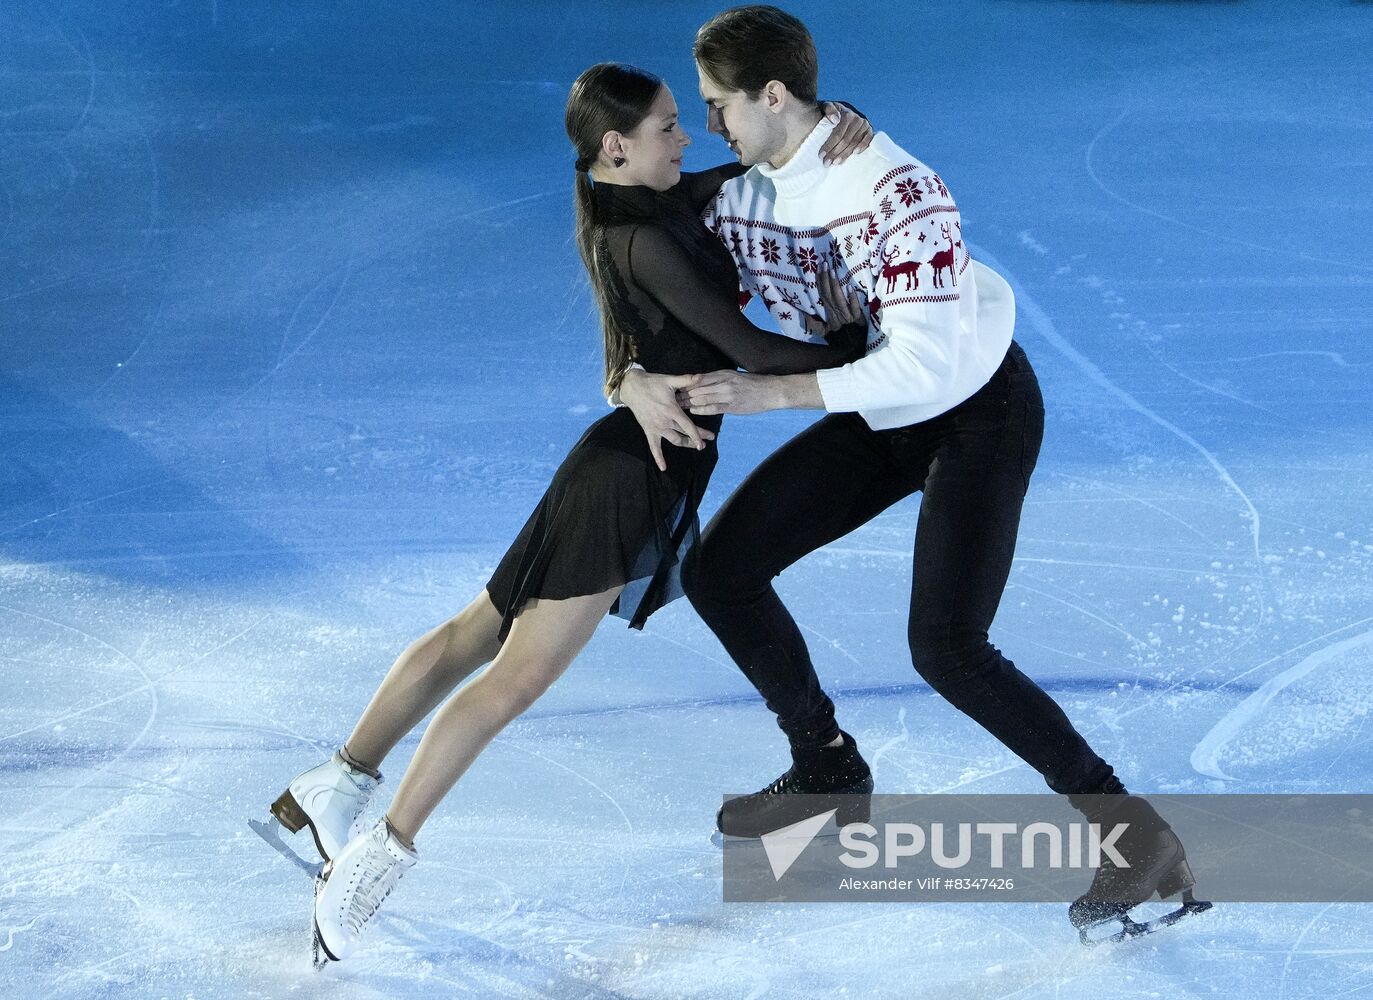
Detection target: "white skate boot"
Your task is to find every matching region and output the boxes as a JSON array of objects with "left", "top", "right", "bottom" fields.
[
  {"left": 312, "top": 817, "right": 417, "bottom": 966},
  {"left": 271, "top": 751, "right": 380, "bottom": 862}
]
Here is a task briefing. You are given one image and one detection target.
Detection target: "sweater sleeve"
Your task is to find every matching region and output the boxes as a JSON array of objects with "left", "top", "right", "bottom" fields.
[
  {"left": 626, "top": 224, "right": 859, "bottom": 376},
  {"left": 815, "top": 170, "right": 969, "bottom": 413}
]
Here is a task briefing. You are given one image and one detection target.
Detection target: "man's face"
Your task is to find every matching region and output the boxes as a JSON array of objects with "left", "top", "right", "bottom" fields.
[{"left": 696, "top": 63, "right": 779, "bottom": 167}]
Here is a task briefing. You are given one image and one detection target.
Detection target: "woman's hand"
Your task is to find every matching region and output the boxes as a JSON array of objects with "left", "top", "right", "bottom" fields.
[
  {"left": 813, "top": 265, "right": 866, "bottom": 330},
  {"left": 803, "top": 265, "right": 869, "bottom": 363},
  {"left": 618, "top": 369, "right": 714, "bottom": 472},
  {"left": 819, "top": 102, "right": 873, "bottom": 166}
]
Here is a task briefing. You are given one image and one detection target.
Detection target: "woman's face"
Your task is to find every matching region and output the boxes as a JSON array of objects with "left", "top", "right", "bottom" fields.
[{"left": 616, "top": 85, "right": 691, "bottom": 191}]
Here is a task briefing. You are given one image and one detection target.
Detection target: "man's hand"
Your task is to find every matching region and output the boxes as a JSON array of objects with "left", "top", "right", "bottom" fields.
[
  {"left": 619, "top": 369, "right": 715, "bottom": 472},
  {"left": 686, "top": 371, "right": 826, "bottom": 416}
]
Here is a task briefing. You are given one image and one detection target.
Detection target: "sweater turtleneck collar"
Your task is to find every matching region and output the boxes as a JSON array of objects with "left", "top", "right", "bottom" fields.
[{"left": 756, "top": 115, "right": 834, "bottom": 199}]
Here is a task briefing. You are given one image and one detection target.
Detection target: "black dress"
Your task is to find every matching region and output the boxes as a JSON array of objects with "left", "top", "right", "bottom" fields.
[{"left": 485, "top": 165, "right": 862, "bottom": 639}]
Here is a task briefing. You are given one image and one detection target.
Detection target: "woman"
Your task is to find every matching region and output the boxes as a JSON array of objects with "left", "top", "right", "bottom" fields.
[{"left": 270, "top": 63, "right": 872, "bottom": 965}]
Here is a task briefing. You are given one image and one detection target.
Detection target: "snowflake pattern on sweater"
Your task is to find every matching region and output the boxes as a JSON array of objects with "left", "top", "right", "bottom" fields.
[{"left": 702, "top": 166, "right": 971, "bottom": 355}]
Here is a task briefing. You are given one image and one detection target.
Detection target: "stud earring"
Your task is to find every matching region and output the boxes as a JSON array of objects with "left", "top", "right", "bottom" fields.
[{"left": 613, "top": 156, "right": 626, "bottom": 168}]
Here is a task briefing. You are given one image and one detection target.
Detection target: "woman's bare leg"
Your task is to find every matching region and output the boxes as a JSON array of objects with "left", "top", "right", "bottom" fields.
[
  {"left": 342, "top": 590, "right": 506, "bottom": 772},
  {"left": 383, "top": 586, "right": 621, "bottom": 844}
]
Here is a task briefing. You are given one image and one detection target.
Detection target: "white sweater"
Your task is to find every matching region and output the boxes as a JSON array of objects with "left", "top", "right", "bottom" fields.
[{"left": 701, "top": 118, "right": 1015, "bottom": 430}]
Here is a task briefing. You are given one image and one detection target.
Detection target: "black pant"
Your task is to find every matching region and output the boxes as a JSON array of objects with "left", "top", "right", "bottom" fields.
[{"left": 684, "top": 343, "right": 1120, "bottom": 797}]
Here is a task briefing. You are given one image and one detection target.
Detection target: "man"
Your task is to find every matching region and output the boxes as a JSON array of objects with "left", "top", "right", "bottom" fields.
[{"left": 618, "top": 5, "right": 1202, "bottom": 937}]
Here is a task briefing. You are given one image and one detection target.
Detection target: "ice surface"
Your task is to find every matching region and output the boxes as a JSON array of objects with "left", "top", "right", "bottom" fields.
[{"left": 3, "top": 1, "right": 1371, "bottom": 997}]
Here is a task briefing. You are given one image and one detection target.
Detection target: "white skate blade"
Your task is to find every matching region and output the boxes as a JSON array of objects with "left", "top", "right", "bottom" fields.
[{"left": 248, "top": 817, "right": 324, "bottom": 879}]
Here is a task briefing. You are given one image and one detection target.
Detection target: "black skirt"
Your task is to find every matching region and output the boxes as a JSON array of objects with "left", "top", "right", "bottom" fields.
[{"left": 485, "top": 407, "right": 720, "bottom": 640}]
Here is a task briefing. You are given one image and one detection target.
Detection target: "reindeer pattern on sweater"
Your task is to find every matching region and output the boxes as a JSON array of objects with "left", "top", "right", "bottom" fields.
[{"left": 703, "top": 161, "right": 971, "bottom": 356}]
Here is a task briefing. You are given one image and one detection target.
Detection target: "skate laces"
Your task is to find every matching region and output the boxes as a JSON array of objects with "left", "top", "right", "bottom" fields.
[
  {"left": 343, "top": 838, "right": 407, "bottom": 935},
  {"left": 764, "top": 771, "right": 798, "bottom": 796}
]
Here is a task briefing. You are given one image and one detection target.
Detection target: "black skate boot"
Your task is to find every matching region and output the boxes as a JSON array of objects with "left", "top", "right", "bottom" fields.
[
  {"left": 718, "top": 731, "right": 874, "bottom": 838},
  {"left": 1069, "top": 794, "right": 1212, "bottom": 945}
]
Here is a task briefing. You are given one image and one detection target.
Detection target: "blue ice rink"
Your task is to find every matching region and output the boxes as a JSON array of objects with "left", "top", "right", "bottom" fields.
[{"left": 3, "top": 1, "right": 1372, "bottom": 996}]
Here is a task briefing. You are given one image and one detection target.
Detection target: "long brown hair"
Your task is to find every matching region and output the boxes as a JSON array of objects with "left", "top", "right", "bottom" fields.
[{"left": 565, "top": 63, "right": 663, "bottom": 396}]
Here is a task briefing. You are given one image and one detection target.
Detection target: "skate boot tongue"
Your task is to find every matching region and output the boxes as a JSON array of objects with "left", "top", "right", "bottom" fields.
[{"left": 313, "top": 818, "right": 417, "bottom": 964}]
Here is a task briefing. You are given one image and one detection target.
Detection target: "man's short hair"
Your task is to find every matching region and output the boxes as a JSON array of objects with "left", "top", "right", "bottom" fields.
[{"left": 694, "top": 5, "right": 818, "bottom": 105}]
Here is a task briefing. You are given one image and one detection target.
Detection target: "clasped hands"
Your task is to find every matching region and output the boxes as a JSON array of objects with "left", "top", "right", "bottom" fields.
[{"left": 620, "top": 265, "right": 867, "bottom": 472}]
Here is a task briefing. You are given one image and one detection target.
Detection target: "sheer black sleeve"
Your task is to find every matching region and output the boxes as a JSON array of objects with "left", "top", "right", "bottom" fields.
[
  {"left": 626, "top": 225, "right": 858, "bottom": 376},
  {"left": 678, "top": 163, "right": 747, "bottom": 214}
]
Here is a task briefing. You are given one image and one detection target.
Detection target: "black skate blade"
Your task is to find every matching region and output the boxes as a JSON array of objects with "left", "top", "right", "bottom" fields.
[
  {"left": 711, "top": 825, "right": 852, "bottom": 849},
  {"left": 1077, "top": 891, "right": 1214, "bottom": 947},
  {"left": 311, "top": 920, "right": 334, "bottom": 970},
  {"left": 711, "top": 808, "right": 859, "bottom": 848},
  {"left": 248, "top": 816, "right": 324, "bottom": 879},
  {"left": 311, "top": 868, "right": 336, "bottom": 970}
]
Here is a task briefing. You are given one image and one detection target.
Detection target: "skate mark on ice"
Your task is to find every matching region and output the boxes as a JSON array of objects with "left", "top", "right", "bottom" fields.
[
  {"left": 869, "top": 705, "right": 910, "bottom": 774},
  {"left": 986, "top": 618, "right": 1116, "bottom": 672},
  {"left": 97, "top": 766, "right": 223, "bottom": 807},
  {"left": 1017, "top": 534, "right": 1216, "bottom": 562},
  {"left": 0, "top": 462, "right": 265, "bottom": 540},
  {"left": 1032, "top": 472, "right": 1211, "bottom": 540},
  {"left": 1085, "top": 108, "right": 1373, "bottom": 274},
  {"left": 1277, "top": 900, "right": 1352, "bottom": 1000},
  {"left": 1160, "top": 365, "right": 1278, "bottom": 418},
  {"left": 0, "top": 260, "right": 161, "bottom": 308},
  {"left": 0, "top": 917, "right": 37, "bottom": 952},
  {"left": 4, "top": 611, "right": 268, "bottom": 851},
  {"left": 35, "top": 914, "right": 265, "bottom": 1000},
  {"left": 1314, "top": 724, "right": 1373, "bottom": 786},
  {"left": 1217, "top": 351, "right": 1365, "bottom": 369},
  {"left": 34, "top": 6, "right": 97, "bottom": 141},
  {"left": 232, "top": 258, "right": 355, "bottom": 406},
  {"left": 1016, "top": 556, "right": 1257, "bottom": 581},
  {"left": 639, "top": 626, "right": 739, "bottom": 679},
  {"left": 932, "top": 759, "right": 1027, "bottom": 794},
  {"left": 1, "top": 652, "right": 125, "bottom": 679},
  {"left": 969, "top": 246, "right": 1280, "bottom": 714},
  {"left": 0, "top": 680, "right": 151, "bottom": 746},
  {"left": 799, "top": 622, "right": 863, "bottom": 668},
  {"left": 378, "top": 907, "right": 640, "bottom": 999},
  {"left": 973, "top": 243, "right": 1265, "bottom": 574},
  {"left": 1010, "top": 577, "right": 1145, "bottom": 648},
  {"left": 812, "top": 544, "right": 911, "bottom": 561},
  {"left": 87, "top": 275, "right": 167, "bottom": 398},
  {"left": 0, "top": 603, "right": 158, "bottom": 835},
  {"left": 0, "top": 609, "right": 265, "bottom": 743},
  {"left": 502, "top": 740, "right": 636, "bottom": 893},
  {"left": 1191, "top": 622, "right": 1373, "bottom": 781},
  {"left": 131, "top": 90, "right": 162, "bottom": 254},
  {"left": 192, "top": 685, "right": 331, "bottom": 759},
  {"left": 824, "top": 543, "right": 1263, "bottom": 581},
  {"left": 1008, "top": 575, "right": 1152, "bottom": 714}
]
